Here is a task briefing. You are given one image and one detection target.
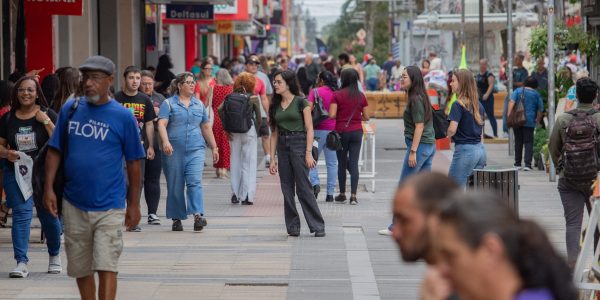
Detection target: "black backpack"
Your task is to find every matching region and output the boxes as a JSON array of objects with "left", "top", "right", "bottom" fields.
[
  {"left": 222, "top": 93, "right": 254, "bottom": 133},
  {"left": 432, "top": 106, "right": 449, "bottom": 139},
  {"left": 560, "top": 109, "right": 600, "bottom": 186}
]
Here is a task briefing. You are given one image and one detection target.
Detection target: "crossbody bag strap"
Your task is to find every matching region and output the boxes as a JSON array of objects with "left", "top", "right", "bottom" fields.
[
  {"left": 62, "top": 97, "right": 80, "bottom": 156},
  {"left": 344, "top": 99, "right": 361, "bottom": 129}
]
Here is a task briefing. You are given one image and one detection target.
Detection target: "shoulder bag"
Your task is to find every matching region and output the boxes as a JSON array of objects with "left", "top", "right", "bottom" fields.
[
  {"left": 326, "top": 99, "right": 361, "bottom": 151},
  {"left": 311, "top": 88, "right": 329, "bottom": 127}
]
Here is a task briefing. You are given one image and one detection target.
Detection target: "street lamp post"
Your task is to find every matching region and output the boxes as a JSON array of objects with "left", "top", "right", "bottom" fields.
[
  {"left": 547, "top": 1, "right": 556, "bottom": 182},
  {"left": 461, "top": 0, "right": 465, "bottom": 46},
  {"left": 479, "top": 0, "right": 484, "bottom": 59},
  {"left": 508, "top": 0, "right": 514, "bottom": 156}
]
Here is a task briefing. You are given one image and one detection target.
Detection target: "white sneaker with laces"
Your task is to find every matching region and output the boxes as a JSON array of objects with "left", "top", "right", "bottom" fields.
[
  {"left": 148, "top": 214, "right": 161, "bottom": 225},
  {"left": 9, "top": 262, "right": 28, "bottom": 278},
  {"left": 523, "top": 166, "right": 532, "bottom": 171},
  {"left": 378, "top": 229, "right": 393, "bottom": 236},
  {"left": 48, "top": 255, "right": 62, "bottom": 274}
]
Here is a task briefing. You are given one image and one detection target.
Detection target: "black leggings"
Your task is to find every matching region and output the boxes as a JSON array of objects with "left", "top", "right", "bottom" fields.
[
  {"left": 336, "top": 130, "right": 363, "bottom": 194},
  {"left": 144, "top": 137, "right": 162, "bottom": 215}
]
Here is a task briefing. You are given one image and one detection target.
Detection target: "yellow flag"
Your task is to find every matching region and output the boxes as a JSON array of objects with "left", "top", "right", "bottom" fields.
[{"left": 446, "top": 45, "right": 468, "bottom": 114}]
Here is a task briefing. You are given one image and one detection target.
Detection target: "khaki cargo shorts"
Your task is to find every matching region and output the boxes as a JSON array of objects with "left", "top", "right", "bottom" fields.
[{"left": 62, "top": 199, "right": 125, "bottom": 278}]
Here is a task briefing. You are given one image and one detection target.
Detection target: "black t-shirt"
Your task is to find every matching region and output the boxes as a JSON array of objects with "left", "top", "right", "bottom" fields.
[
  {"left": 0, "top": 109, "right": 58, "bottom": 169},
  {"left": 114, "top": 91, "right": 156, "bottom": 140}
]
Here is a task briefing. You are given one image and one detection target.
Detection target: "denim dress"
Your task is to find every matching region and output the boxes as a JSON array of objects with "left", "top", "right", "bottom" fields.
[{"left": 158, "top": 95, "right": 209, "bottom": 220}]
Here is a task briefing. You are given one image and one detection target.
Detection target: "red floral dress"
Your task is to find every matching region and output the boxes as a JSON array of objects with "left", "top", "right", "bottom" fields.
[{"left": 211, "top": 84, "right": 232, "bottom": 169}]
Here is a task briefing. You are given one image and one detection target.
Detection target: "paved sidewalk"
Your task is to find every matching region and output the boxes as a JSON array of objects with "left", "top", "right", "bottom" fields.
[{"left": 0, "top": 119, "right": 566, "bottom": 300}]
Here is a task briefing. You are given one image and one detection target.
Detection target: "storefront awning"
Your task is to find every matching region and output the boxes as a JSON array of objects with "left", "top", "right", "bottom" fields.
[{"left": 414, "top": 12, "right": 539, "bottom": 31}]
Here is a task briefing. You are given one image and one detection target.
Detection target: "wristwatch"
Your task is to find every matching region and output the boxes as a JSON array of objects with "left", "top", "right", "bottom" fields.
[{"left": 43, "top": 118, "right": 51, "bottom": 125}]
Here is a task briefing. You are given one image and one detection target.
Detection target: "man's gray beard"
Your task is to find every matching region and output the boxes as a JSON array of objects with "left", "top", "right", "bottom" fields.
[{"left": 86, "top": 94, "right": 100, "bottom": 104}]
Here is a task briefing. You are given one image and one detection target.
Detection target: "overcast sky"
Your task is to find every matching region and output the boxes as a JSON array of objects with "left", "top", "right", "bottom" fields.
[{"left": 301, "top": 0, "right": 345, "bottom": 32}]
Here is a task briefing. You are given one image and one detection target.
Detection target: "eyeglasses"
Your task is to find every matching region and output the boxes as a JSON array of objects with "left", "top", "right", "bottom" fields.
[
  {"left": 17, "top": 88, "right": 36, "bottom": 94},
  {"left": 273, "top": 80, "right": 284, "bottom": 86},
  {"left": 82, "top": 73, "right": 109, "bottom": 82},
  {"left": 140, "top": 83, "right": 153, "bottom": 87},
  {"left": 183, "top": 81, "right": 196, "bottom": 86}
]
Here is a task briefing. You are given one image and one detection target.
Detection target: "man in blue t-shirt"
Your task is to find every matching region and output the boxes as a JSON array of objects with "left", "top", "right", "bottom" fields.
[{"left": 43, "top": 56, "right": 145, "bottom": 299}]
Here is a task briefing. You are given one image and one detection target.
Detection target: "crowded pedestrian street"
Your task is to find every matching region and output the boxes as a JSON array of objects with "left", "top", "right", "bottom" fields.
[{"left": 0, "top": 119, "right": 567, "bottom": 299}]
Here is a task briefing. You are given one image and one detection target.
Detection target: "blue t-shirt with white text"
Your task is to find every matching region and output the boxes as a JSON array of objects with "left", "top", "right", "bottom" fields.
[{"left": 48, "top": 98, "right": 146, "bottom": 212}]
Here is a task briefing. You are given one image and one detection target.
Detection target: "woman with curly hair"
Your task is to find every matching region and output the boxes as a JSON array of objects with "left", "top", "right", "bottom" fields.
[{"left": 220, "top": 72, "right": 262, "bottom": 204}]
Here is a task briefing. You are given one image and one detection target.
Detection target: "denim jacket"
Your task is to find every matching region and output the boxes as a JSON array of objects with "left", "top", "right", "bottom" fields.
[{"left": 158, "top": 94, "right": 209, "bottom": 151}]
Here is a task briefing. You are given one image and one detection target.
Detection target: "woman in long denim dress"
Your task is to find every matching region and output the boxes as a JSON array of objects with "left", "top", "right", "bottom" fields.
[
  {"left": 447, "top": 69, "right": 487, "bottom": 187},
  {"left": 0, "top": 76, "right": 62, "bottom": 277},
  {"left": 268, "top": 70, "right": 325, "bottom": 237},
  {"left": 158, "top": 72, "right": 219, "bottom": 232},
  {"left": 379, "top": 66, "right": 435, "bottom": 235}
]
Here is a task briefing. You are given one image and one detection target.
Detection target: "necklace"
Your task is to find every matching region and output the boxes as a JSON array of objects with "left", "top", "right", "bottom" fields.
[{"left": 281, "top": 96, "right": 294, "bottom": 111}]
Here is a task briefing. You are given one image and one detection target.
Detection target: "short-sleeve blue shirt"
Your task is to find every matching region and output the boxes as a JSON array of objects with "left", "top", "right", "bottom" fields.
[
  {"left": 48, "top": 98, "right": 146, "bottom": 212},
  {"left": 510, "top": 88, "right": 544, "bottom": 128},
  {"left": 158, "top": 95, "right": 209, "bottom": 151},
  {"left": 448, "top": 102, "right": 485, "bottom": 144}
]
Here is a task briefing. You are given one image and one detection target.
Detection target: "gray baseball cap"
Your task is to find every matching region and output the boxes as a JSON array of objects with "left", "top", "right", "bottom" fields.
[{"left": 79, "top": 55, "right": 115, "bottom": 75}]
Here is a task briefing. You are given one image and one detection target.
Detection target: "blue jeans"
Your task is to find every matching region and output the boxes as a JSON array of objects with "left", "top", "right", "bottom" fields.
[
  {"left": 400, "top": 138, "right": 436, "bottom": 182},
  {"left": 448, "top": 143, "right": 487, "bottom": 187},
  {"left": 389, "top": 138, "right": 436, "bottom": 230},
  {"left": 309, "top": 130, "right": 338, "bottom": 196},
  {"left": 3, "top": 167, "right": 61, "bottom": 263},
  {"left": 367, "top": 78, "right": 379, "bottom": 91},
  {"left": 480, "top": 96, "right": 498, "bottom": 137},
  {"left": 162, "top": 147, "right": 205, "bottom": 220}
]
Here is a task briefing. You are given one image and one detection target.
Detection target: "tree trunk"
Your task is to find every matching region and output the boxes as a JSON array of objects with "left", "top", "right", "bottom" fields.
[{"left": 365, "top": 1, "right": 375, "bottom": 53}]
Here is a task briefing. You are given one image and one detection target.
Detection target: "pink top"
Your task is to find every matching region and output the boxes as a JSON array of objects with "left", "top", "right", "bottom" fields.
[
  {"left": 254, "top": 77, "right": 266, "bottom": 96},
  {"left": 307, "top": 87, "right": 336, "bottom": 131},
  {"left": 331, "top": 89, "right": 368, "bottom": 133}
]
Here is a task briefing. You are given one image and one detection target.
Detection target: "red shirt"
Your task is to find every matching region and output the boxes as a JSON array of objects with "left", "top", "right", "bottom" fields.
[
  {"left": 331, "top": 89, "right": 368, "bottom": 133},
  {"left": 254, "top": 77, "right": 266, "bottom": 96}
]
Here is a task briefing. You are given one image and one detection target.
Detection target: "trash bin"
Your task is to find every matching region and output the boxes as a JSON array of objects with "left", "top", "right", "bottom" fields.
[{"left": 467, "top": 167, "right": 519, "bottom": 216}]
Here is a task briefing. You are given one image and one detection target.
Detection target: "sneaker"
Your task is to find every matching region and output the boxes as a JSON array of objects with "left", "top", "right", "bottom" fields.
[
  {"left": 194, "top": 215, "right": 207, "bottom": 232},
  {"left": 513, "top": 165, "right": 522, "bottom": 170},
  {"left": 313, "top": 185, "right": 320, "bottom": 199},
  {"left": 378, "top": 228, "right": 393, "bottom": 236},
  {"left": 48, "top": 255, "right": 62, "bottom": 274},
  {"left": 147, "top": 214, "right": 161, "bottom": 225},
  {"left": 241, "top": 198, "right": 254, "bottom": 205},
  {"left": 231, "top": 194, "right": 240, "bottom": 204},
  {"left": 9, "top": 262, "right": 28, "bottom": 278},
  {"left": 523, "top": 166, "right": 532, "bottom": 171},
  {"left": 349, "top": 196, "right": 358, "bottom": 205},
  {"left": 127, "top": 225, "right": 142, "bottom": 232},
  {"left": 335, "top": 194, "right": 347, "bottom": 203},
  {"left": 314, "top": 230, "right": 326, "bottom": 237},
  {"left": 325, "top": 195, "right": 334, "bottom": 202},
  {"left": 172, "top": 219, "right": 183, "bottom": 231}
]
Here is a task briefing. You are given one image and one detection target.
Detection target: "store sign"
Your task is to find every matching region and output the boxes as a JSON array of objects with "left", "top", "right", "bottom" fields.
[
  {"left": 215, "top": 2, "right": 238, "bottom": 14},
  {"left": 24, "top": 0, "right": 83, "bottom": 16},
  {"left": 233, "top": 21, "right": 256, "bottom": 35},
  {"left": 583, "top": 0, "right": 600, "bottom": 16},
  {"left": 166, "top": 4, "right": 213, "bottom": 20},
  {"left": 216, "top": 21, "right": 234, "bottom": 34}
]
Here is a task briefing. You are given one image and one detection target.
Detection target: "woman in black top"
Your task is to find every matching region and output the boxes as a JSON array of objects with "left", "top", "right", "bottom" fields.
[
  {"left": 268, "top": 70, "right": 325, "bottom": 237},
  {"left": 0, "top": 76, "right": 62, "bottom": 278},
  {"left": 155, "top": 54, "right": 176, "bottom": 97}
]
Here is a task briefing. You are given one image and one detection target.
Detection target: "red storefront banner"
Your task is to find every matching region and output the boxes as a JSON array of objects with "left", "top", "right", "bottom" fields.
[{"left": 24, "top": 0, "right": 83, "bottom": 16}]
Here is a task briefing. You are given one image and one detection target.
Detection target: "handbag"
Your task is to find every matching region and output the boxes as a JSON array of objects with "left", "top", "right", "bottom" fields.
[
  {"left": 206, "top": 86, "right": 214, "bottom": 127},
  {"left": 432, "top": 106, "right": 449, "bottom": 139},
  {"left": 507, "top": 88, "right": 527, "bottom": 128},
  {"left": 326, "top": 99, "right": 361, "bottom": 151},
  {"left": 311, "top": 88, "right": 329, "bottom": 127}
]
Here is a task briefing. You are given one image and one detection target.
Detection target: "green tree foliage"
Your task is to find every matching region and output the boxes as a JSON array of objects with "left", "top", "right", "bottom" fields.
[{"left": 322, "top": 0, "right": 390, "bottom": 63}]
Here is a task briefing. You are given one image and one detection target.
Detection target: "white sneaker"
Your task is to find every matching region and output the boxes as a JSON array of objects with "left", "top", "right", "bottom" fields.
[
  {"left": 48, "top": 255, "right": 62, "bottom": 274},
  {"left": 523, "top": 166, "right": 532, "bottom": 171},
  {"left": 148, "top": 214, "right": 161, "bottom": 225},
  {"left": 9, "top": 262, "right": 28, "bottom": 278},
  {"left": 378, "top": 228, "right": 393, "bottom": 236}
]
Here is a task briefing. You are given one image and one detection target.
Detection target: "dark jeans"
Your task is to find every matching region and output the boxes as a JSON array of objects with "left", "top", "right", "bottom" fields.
[
  {"left": 277, "top": 134, "right": 325, "bottom": 234},
  {"left": 480, "top": 96, "right": 498, "bottom": 137},
  {"left": 514, "top": 126, "right": 534, "bottom": 167},
  {"left": 558, "top": 178, "right": 596, "bottom": 267},
  {"left": 336, "top": 130, "right": 363, "bottom": 194},
  {"left": 144, "top": 135, "right": 162, "bottom": 215}
]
